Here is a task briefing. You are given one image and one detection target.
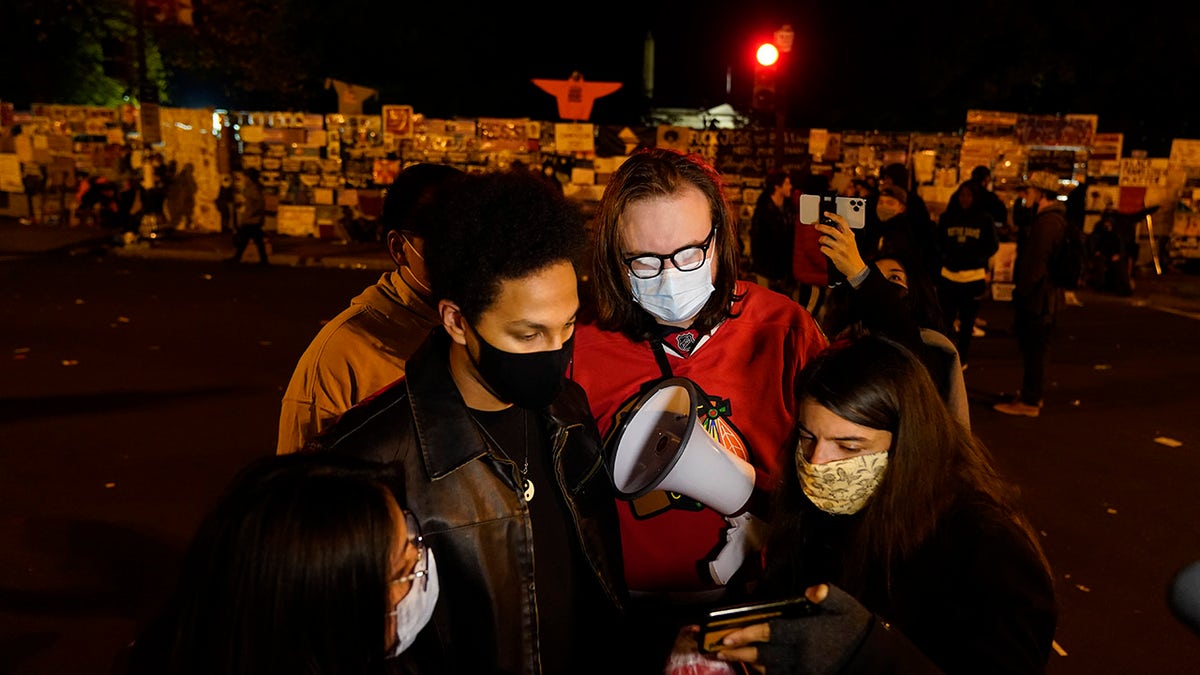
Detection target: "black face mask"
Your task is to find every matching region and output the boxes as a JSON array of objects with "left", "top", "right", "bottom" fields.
[{"left": 467, "top": 326, "right": 574, "bottom": 409}]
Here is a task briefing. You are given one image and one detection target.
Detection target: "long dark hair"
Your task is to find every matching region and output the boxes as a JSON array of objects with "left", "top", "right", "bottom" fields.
[
  {"left": 165, "top": 453, "right": 406, "bottom": 675},
  {"left": 588, "top": 148, "right": 743, "bottom": 341},
  {"left": 765, "top": 335, "right": 1048, "bottom": 597}
]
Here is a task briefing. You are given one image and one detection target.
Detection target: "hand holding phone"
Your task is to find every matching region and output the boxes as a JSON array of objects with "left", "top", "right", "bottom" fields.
[
  {"left": 798, "top": 192, "right": 866, "bottom": 287},
  {"left": 815, "top": 215, "right": 867, "bottom": 289},
  {"left": 697, "top": 596, "right": 819, "bottom": 653}
]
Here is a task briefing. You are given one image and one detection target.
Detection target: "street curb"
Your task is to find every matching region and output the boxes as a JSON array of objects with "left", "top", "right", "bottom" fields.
[{"left": 109, "top": 244, "right": 394, "bottom": 270}]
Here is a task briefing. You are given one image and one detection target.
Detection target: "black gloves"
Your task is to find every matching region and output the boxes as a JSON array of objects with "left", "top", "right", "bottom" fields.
[{"left": 759, "top": 585, "right": 873, "bottom": 675}]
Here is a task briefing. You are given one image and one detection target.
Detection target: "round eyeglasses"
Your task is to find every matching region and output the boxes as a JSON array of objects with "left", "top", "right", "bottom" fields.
[
  {"left": 622, "top": 227, "right": 717, "bottom": 279},
  {"left": 390, "top": 511, "right": 429, "bottom": 593}
]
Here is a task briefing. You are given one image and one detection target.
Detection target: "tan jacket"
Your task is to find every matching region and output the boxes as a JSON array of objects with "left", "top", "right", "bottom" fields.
[{"left": 276, "top": 269, "right": 438, "bottom": 454}]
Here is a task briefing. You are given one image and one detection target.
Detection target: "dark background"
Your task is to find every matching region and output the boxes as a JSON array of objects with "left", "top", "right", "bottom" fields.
[{"left": 2, "top": 0, "right": 1198, "bottom": 155}]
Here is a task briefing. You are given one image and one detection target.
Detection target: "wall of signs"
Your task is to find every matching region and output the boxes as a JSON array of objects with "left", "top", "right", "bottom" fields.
[{"left": 3, "top": 101, "right": 1200, "bottom": 257}]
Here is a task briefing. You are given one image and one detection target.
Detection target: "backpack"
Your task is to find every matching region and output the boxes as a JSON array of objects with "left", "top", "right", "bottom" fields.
[{"left": 1049, "top": 217, "right": 1085, "bottom": 290}]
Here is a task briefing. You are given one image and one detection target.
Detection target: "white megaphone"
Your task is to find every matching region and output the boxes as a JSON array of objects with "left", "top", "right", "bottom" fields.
[{"left": 606, "top": 377, "right": 756, "bottom": 516}]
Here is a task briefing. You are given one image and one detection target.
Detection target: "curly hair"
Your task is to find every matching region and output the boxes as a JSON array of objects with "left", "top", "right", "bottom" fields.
[
  {"left": 423, "top": 169, "right": 587, "bottom": 323},
  {"left": 588, "top": 148, "right": 743, "bottom": 341}
]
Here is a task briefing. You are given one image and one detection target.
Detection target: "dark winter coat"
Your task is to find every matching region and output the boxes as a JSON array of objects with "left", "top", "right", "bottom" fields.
[
  {"left": 1014, "top": 201, "right": 1068, "bottom": 317},
  {"left": 937, "top": 208, "right": 999, "bottom": 274},
  {"left": 751, "top": 192, "right": 795, "bottom": 282},
  {"left": 763, "top": 494, "right": 1057, "bottom": 674}
]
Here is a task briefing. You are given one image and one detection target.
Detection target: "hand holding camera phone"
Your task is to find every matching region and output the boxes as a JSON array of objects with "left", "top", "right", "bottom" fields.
[
  {"left": 798, "top": 192, "right": 866, "bottom": 287},
  {"left": 697, "top": 596, "right": 819, "bottom": 653}
]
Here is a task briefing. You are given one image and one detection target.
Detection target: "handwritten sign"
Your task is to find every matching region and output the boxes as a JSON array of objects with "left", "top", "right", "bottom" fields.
[{"left": 275, "top": 204, "right": 317, "bottom": 237}]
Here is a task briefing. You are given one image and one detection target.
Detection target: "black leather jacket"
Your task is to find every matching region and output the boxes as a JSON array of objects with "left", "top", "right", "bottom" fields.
[{"left": 314, "top": 331, "right": 625, "bottom": 674}]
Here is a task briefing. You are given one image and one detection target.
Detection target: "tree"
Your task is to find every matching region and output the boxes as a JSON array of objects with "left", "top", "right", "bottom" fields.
[
  {"left": 158, "top": 0, "right": 322, "bottom": 109},
  {"left": 0, "top": 0, "right": 165, "bottom": 107}
]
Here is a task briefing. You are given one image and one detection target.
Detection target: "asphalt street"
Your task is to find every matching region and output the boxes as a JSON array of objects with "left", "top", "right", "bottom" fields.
[{"left": 1, "top": 229, "right": 1199, "bottom": 674}]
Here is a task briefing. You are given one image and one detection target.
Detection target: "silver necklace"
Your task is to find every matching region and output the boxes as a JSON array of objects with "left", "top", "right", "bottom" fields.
[{"left": 471, "top": 409, "right": 534, "bottom": 502}]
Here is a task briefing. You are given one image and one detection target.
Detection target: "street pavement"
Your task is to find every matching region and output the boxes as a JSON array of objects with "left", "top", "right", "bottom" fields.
[
  {"left": 0, "top": 217, "right": 393, "bottom": 271},
  {"left": 4, "top": 216, "right": 1200, "bottom": 673}
]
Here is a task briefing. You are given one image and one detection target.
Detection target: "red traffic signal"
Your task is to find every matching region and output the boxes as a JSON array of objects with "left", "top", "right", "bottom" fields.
[
  {"left": 752, "top": 42, "right": 778, "bottom": 111},
  {"left": 756, "top": 42, "right": 780, "bottom": 67}
]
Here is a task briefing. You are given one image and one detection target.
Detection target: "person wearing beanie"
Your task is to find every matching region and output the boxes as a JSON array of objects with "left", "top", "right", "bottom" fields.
[
  {"left": 880, "top": 162, "right": 932, "bottom": 234},
  {"left": 994, "top": 171, "right": 1068, "bottom": 418},
  {"left": 869, "top": 182, "right": 940, "bottom": 283}
]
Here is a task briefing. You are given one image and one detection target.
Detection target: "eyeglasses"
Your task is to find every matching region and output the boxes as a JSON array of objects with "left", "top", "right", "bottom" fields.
[
  {"left": 390, "top": 511, "right": 429, "bottom": 593},
  {"left": 622, "top": 227, "right": 717, "bottom": 279}
]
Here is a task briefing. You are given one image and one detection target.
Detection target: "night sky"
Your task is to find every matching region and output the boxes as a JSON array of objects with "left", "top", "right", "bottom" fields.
[
  {"left": 329, "top": 0, "right": 1198, "bottom": 156},
  {"left": 3, "top": 0, "right": 1197, "bottom": 155}
]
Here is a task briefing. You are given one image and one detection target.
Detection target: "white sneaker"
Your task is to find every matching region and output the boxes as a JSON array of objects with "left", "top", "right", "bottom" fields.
[{"left": 994, "top": 401, "right": 1040, "bottom": 417}]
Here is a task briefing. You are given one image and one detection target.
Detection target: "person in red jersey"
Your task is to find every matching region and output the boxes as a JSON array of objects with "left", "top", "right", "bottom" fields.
[{"left": 572, "top": 148, "right": 828, "bottom": 667}]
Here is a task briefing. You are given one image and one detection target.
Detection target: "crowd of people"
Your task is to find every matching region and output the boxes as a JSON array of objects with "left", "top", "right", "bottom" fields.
[
  {"left": 30, "top": 152, "right": 200, "bottom": 237},
  {"left": 126, "top": 150, "right": 1065, "bottom": 674},
  {"left": 19, "top": 152, "right": 282, "bottom": 267},
  {"left": 762, "top": 161, "right": 1106, "bottom": 420}
]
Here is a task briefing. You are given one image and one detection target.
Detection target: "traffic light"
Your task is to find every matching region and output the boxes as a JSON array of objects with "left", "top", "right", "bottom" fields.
[{"left": 752, "top": 42, "right": 779, "bottom": 112}]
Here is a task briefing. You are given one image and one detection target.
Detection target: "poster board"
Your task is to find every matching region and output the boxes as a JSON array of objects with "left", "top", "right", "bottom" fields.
[
  {"left": 554, "top": 123, "right": 596, "bottom": 154},
  {"left": 159, "top": 107, "right": 221, "bottom": 231},
  {"left": 275, "top": 204, "right": 317, "bottom": 236},
  {"left": 382, "top": 105, "right": 414, "bottom": 147},
  {"left": 0, "top": 153, "right": 23, "bottom": 192},
  {"left": 990, "top": 241, "right": 1018, "bottom": 301}
]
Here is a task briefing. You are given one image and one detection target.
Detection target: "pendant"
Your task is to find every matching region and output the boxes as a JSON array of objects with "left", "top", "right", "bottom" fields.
[{"left": 523, "top": 479, "right": 535, "bottom": 502}]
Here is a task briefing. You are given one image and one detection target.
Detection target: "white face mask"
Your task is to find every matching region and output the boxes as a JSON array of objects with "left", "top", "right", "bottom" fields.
[
  {"left": 388, "top": 548, "right": 439, "bottom": 657},
  {"left": 401, "top": 234, "right": 432, "bottom": 295},
  {"left": 796, "top": 450, "right": 888, "bottom": 515},
  {"left": 629, "top": 258, "right": 715, "bottom": 325},
  {"left": 875, "top": 204, "right": 902, "bottom": 222}
]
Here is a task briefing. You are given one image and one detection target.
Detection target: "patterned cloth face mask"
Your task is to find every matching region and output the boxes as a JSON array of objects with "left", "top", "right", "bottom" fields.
[{"left": 795, "top": 449, "right": 889, "bottom": 515}]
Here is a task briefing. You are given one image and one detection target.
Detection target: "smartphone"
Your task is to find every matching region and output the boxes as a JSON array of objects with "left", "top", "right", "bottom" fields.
[
  {"left": 697, "top": 596, "right": 819, "bottom": 653},
  {"left": 797, "top": 193, "right": 868, "bottom": 229},
  {"left": 798, "top": 191, "right": 868, "bottom": 287}
]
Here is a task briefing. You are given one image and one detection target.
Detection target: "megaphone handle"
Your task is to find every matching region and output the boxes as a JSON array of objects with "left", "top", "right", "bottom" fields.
[
  {"left": 707, "top": 512, "right": 766, "bottom": 585},
  {"left": 708, "top": 540, "right": 746, "bottom": 586}
]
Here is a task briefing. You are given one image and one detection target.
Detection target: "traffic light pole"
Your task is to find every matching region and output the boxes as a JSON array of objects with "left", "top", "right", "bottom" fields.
[
  {"left": 135, "top": 0, "right": 154, "bottom": 104},
  {"left": 774, "top": 57, "right": 785, "bottom": 170},
  {"left": 773, "top": 25, "right": 794, "bottom": 171},
  {"left": 752, "top": 25, "right": 793, "bottom": 171}
]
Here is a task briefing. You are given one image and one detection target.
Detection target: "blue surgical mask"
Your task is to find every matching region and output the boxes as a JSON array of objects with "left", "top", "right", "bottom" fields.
[{"left": 629, "top": 258, "right": 715, "bottom": 325}]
